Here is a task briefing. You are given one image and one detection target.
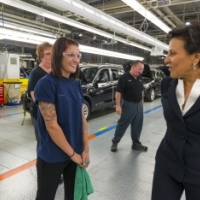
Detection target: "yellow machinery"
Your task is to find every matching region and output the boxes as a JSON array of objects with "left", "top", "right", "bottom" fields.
[{"left": 0, "top": 52, "right": 29, "bottom": 104}]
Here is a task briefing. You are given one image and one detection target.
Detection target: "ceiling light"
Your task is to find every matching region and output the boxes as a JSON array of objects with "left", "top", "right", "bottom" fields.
[
  {"left": 121, "top": 0, "right": 171, "bottom": 33},
  {"left": 0, "top": 29, "right": 143, "bottom": 60},
  {"left": 2, "top": 21, "right": 57, "bottom": 38},
  {"left": 72, "top": 1, "right": 84, "bottom": 9},
  {"left": 0, "top": 28, "right": 55, "bottom": 43},
  {"left": 79, "top": 45, "right": 143, "bottom": 60},
  {"left": 52, "top": 0, "right": 168, "bottom": 50},
  {"left": 79, "top": 33, "right": 82, "bottom": 37},
  {"left": 0, "top": 0, "right": 152, "bottom": 52}
]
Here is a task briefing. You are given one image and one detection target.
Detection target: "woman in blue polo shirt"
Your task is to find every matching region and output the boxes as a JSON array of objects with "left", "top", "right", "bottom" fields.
[{"left": 34, "top": 37, "right": 90, "bottom": 200}]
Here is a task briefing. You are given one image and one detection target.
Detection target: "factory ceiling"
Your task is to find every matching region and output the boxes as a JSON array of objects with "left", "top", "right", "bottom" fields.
[{"left": 0, "top": 0, "right": 199, "bottom": 65}]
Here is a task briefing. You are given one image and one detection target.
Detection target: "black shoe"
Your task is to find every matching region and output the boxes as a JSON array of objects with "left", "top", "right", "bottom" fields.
[
  {"left": 111, "top": 143, "right": 118, "bottom": 152},
  {"left": 59, "top": 176, "right": 64, "bottom": 184},
  {"left": 132, "top": 144, "right": 148, "bottom": 152}
]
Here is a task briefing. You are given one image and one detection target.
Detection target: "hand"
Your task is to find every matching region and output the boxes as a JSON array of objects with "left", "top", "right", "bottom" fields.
[
  {"left": 80, "top": 150, "right": 90, "bottom": 168},
  {"left": 116, "top": 105, "right": 121, "bottom": 115},
  {"left": 70, "top": 152, "right": 83, "bottom": 165}
]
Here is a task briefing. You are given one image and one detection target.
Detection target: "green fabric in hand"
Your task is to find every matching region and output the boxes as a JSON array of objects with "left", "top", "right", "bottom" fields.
[{"left": 74, "top": 165, "right": 94, "bottom": 200}]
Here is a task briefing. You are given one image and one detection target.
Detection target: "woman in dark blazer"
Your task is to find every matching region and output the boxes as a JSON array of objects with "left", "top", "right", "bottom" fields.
[{"left": 152, "top": 21, "right": 200, "bottom": 200}]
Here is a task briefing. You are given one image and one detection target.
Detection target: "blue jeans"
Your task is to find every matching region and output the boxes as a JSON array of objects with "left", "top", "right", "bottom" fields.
[{"left": 112, "top": 100, "right": 143, "bottom": 147}]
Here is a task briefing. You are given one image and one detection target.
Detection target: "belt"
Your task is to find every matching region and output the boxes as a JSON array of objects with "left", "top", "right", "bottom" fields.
[{"left": 123, "top": 99, "right": 141, "bottom": 103}]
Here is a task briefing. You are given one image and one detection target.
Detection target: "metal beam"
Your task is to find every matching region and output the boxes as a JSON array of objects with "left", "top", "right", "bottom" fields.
[
  {"left": 94, "top": 1, "right": 127, "bottom": 11},
  {"left": 161, "top": 7, "right": 183, "bottom": 26},
  {"left": 151, "top": 7, "right": 176, "bottom": 28}
]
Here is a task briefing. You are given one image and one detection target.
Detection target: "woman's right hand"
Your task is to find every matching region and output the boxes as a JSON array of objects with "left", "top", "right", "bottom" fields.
[{"left": 70, "top": 152, "right": 83, "bottom": 165}]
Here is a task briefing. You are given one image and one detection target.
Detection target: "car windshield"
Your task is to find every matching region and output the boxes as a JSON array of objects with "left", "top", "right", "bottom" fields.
[{"left": 81, "top": 67, "right": 98, "bottom": 82}]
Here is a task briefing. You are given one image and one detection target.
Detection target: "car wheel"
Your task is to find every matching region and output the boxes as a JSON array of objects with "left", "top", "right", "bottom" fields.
[
  {"left": 83, "top": 101, "right": 90, "bottom": 119},
  {"left": 147, "top": 88, "right": 155, "bottom": 101}
]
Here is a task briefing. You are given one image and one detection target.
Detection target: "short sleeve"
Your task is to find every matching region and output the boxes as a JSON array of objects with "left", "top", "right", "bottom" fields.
[{"left": 34, "top": 78, "right": 56, "bottom": 105}]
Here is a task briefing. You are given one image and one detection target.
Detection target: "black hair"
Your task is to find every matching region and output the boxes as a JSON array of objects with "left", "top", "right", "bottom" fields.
[{"left": 167, "top": 20, "right": 200, "bottom": 55}]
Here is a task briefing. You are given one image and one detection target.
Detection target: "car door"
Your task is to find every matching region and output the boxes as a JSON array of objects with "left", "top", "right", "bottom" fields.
[{"left": 91, "top": 68, "right": 112, "bottom": 107}]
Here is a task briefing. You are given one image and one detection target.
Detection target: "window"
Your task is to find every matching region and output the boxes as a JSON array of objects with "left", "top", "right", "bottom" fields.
[
  {"left": 81, "top": 67, "right": 98, "bottom": 82},
  {"left": 96, "top": 69, "right": 109, "bottom": 82},
  {"left": 111, "top": 69, "right": 120, "bottom": 81}
]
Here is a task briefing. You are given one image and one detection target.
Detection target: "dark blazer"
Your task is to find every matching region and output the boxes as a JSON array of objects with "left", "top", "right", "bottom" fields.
[{"left": 156, "top": 77, "right": 200, "bottom": 185}]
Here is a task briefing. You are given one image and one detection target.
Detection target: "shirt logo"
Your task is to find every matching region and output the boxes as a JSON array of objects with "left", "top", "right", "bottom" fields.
[{"left": 128, "top": 80, "right": 132, "bottom": 82}]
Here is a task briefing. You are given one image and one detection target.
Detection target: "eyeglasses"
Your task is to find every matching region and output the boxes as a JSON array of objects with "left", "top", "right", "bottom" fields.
[
  {"left": 63, "top": 52, "right": 82, "bottom": 59},
  {"left": 44, "top": 52, "right": 51, "bottom": 56}
]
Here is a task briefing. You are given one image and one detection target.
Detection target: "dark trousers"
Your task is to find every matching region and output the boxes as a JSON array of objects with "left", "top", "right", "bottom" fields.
[
  {"left": 112, "top": 100, "right": 143, "bottom": 147},
  {"left": 36, "top": 157, "right": 77, "bottom": 200},
  {"left": 152, "top": 164, "right": 200, "bottom": 200}
]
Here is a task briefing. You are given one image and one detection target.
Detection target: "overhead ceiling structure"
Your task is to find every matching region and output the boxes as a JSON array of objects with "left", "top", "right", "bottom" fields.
[{"left": 0, "top": 0, "right": 199, "bottom": 64}]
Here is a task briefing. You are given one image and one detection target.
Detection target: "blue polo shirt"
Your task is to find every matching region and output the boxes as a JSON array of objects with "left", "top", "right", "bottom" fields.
[{"left": 34, "top": 73, "right": 84, "bottom": 163}]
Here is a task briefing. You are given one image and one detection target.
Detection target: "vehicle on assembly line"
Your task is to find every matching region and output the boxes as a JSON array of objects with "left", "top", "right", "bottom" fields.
[
  {"left": 156, "top": 65, "right": 170, "bottom": 77},
  {"left": 123, "top": 61, "right": 166, "bottom": 102},
  {"left": 79, "top": 63, "right": 124, "bottom": 119},
  {"left": 21, "top": 64, "right": 124, "bottom": 120},
  {"left": 21, "top": 62, "right": 166, "bottom": 119}
]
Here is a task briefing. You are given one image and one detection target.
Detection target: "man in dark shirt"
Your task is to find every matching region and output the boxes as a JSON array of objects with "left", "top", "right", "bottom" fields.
[
  {"left": 111, "top": 60, "right": 148, "bottom": 152},
  {"left": 28, "top": 42, "right": 52, "bottom": 144}
]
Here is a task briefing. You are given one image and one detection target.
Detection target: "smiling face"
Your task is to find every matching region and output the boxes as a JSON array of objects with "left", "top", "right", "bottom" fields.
[
  {"left": 61, "top": 45, "right": 81, "bottom": 78},
  {"left": 164, "top": 38, "right": 197, "bottom": 79}
]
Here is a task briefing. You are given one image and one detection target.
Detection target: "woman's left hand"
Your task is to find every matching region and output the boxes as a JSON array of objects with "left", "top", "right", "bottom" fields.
[{"left": 81, "top": 150, "right": 90, "bottom": 168}]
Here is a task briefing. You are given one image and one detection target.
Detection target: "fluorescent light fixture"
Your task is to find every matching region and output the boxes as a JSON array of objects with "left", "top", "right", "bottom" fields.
[
  {"left": 0, "top": 0, "right": 152, "bottom": 52},
  {"left": 2, "top": 21, "right": 57, "bottom": 38},
  {"left": 0, "top": 28, "right": 55, "bottom": 43},
  {"left": 121, "top": 0, "right": 171, "bottom": 33},
  {"left": 72, "top": 1, "right": 84, "bottom": 9},
  {"left": 51, "top": 0, "right": 169, "bottom": 50},
  {"left": 79, "top": 45, "right": 143, "bottom": 60},
  {"left": 0, "top": 35, "right": 40, "bottom": 45},
  {"left": 85, "top": 7, "right": 95, "bottom": 15},
  {"left": 0, "top": 29, "right": 144, "bottom": 60}
]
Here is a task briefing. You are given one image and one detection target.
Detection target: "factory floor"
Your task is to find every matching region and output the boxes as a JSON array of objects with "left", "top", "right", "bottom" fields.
[{"left": 0, "top": 98, "right": 186, "bottom": 200}]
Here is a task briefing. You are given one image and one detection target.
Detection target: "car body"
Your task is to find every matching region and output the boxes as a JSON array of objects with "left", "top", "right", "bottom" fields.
[
  {"left": 79, "top": 64, "right": 124, "bottom": 118},
  {"left": 142, "top": 66, "right": 166, "bottom": 101},
  {"left": 21, "top": 64, "right": 124, "bottom": 119},
  {"left": 123, "top": 61, "right": 166, "bottom": 102},
  {"left": 22, "top": 62, "right": 164, "bottom": 119},
  {"left": 156, "top": 65, "right": 170, "bottom": 76}
]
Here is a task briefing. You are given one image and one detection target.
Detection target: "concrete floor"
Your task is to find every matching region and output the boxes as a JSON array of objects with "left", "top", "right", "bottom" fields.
[{"left": 0, "top": 98, "right": 186, "bottom": 200}]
